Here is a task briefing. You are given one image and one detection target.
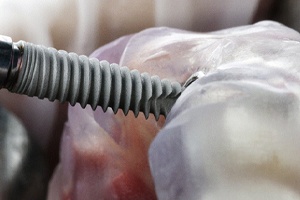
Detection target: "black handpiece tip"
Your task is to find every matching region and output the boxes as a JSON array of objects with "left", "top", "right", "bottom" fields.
[
  {"left": 0, "top": 35, "right": 13, "bottom": 87},
  {"left": 0, "top": 35, "right": 23, "bottom": 88}
]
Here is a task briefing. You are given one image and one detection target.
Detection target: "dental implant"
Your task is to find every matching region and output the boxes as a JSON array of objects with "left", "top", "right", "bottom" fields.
[{"left": 0, "top": 36, "right": 182, "bottom": 120}]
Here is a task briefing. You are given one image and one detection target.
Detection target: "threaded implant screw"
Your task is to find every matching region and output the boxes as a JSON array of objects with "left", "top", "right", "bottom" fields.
[{"left": 7, "top": 43, "right": 182, "bottom": 119}]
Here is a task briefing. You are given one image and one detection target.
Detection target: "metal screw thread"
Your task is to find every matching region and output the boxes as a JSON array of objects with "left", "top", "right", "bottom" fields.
[{"left": 8, "top": 43, "right": 182, "bottom": 119}]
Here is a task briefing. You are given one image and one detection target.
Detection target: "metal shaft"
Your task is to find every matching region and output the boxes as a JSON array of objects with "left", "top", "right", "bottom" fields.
[{"left": 0, "top": 36, "right": 182, "bottom": 119}]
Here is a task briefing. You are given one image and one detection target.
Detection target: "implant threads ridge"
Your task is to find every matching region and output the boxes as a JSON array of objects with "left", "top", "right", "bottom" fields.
[{"left": 9, "top": 43, "right": 182, "bottom": 119}]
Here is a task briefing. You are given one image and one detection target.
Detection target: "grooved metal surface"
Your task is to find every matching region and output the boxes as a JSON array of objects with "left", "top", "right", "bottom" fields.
[{"left": 9, "top": 43, "right": 182, "bottom": 119}]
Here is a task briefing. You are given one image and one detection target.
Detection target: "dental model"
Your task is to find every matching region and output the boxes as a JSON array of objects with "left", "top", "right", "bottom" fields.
[
  {"left": 49, "top": 21, "right": 300, "bottom": 199},
  {"left": 1, "top": 21, "right": 300, "bottom": 199}
]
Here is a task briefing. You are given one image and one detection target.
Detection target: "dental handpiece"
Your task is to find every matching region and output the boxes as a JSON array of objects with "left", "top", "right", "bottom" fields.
[{"left": 0, "top": 36, "right": 183, "bottom": 120}]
